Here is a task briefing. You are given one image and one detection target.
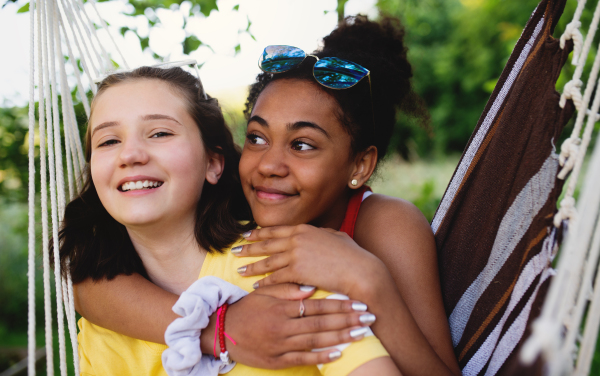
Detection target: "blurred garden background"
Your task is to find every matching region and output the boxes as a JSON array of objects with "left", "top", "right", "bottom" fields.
[{"left": 1, "top": 0, "right": 599, "bottom": 373}]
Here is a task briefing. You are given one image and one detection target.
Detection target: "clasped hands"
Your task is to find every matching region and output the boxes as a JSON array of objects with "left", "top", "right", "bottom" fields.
[{"left": 203, "top": 224, "right": 392, "bottom": 369}]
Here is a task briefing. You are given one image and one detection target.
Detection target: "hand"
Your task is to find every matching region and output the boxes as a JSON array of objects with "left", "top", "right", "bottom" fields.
[
  {"left": 216, "top": 283, "right": 377, "bottom": 369},
  {"left": 234, "top": 224, "right": 388, "bottom": 299}
]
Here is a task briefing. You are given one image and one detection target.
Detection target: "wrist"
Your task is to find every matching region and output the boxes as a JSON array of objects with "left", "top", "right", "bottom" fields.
[
  {"left": 200, "top": 310, "right": 217, "bottom": 355},
  {"left": 351, "top": 257, "right": 395, "bottom": 305}
]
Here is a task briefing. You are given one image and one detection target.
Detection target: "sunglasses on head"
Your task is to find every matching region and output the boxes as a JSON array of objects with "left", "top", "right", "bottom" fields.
[
  {"left": 258, "top": 45, "right": 376, "bottom": 135},
  {"left": 258, "top": 45, "right": 371, "bottom": 90}
]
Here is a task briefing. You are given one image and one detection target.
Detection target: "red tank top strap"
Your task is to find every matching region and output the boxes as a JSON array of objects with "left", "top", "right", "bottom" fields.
[{"left": 339, "top": 185, "right": 372, "bottom": 239}]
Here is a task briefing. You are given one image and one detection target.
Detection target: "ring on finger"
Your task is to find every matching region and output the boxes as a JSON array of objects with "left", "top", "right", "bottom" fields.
[{"left": 299, "top": 299, "right": 305, "bottom": 318}]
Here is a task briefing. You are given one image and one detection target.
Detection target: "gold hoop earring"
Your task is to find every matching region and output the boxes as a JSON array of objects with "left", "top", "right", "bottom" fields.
[{"left": 351, "top": 179, "right": 358, "bottom": 186}]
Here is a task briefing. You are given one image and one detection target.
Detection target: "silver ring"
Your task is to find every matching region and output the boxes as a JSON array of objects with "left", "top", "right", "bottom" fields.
[{"left": 299, "top": 299, "right": 305, "bottom": 318}]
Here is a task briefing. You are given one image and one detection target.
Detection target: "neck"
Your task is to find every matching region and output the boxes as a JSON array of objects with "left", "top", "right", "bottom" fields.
[
  {"left": 309, "top": 189, "right": 353, "bottom": 230},
  {"left": 126, "top": 216, "right": 206, "bottom": 295}
]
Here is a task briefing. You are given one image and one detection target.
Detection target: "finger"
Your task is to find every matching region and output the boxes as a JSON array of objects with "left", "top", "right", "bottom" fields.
[
  {"left": 273, "top": 349, "right": 342, "bottom": 368},
  {"left": 253, "top": 269, "right": 298, "bottom": 289},
  {"left": 287, "top": 325, "right": 370, "bottom": 351},
  {"left": 282, "top": 298, "right": 368, "bottom": 318},
  {"left": 289, "top": 312, "right": 377, "bottom": 335},
  {"left": 251, "top": 283, "right": 316, "bottom": 300},
  {"left": 245, "top": 224, "right": 316, "bottom": 242},
  {"left": 239, "top": 253, "right": 289, "bottom": 276},
  {"left": 238, "top": 236, "right": 293, "bottom": 257}
]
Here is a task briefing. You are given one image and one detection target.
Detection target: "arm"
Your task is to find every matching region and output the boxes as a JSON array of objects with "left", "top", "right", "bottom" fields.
[
  {"left": 237, "top": 197, "right": 460, "bottom": 375},
  {"left": 75, "top": 274, "right": 178, "bottom": 344},
  {"left": 75, "top": 273, "right": 372, "bottom": 368},
  {"left": 349, "top": 357, "right": 401, "bottom": 376},
  {"left": 354, "top": 195, "right": 460, "bottom": 376}
]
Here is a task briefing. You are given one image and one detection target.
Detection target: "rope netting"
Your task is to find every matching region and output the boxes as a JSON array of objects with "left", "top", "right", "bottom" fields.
[
  {"left": 521, "top": 0, "right": 600, "bottom": 374},
  {"left": 27, "top": 0, "right": 126, "bottom": 374}
]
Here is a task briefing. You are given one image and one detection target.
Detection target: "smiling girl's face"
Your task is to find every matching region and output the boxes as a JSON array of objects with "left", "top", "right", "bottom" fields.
[
  {"left": 89, "top": 79, "right": 220, "bottom": 229},
  {"left": 240, "top": 79, "right": 357, "bottom": 229}
]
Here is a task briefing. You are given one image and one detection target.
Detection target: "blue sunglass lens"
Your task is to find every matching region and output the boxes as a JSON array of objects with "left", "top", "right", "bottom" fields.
[
  {"left": 313, "top": 57, "right": 369, "bottom": 89},
  {"left": 259, "top": 45, "right": 306, "bottom": 73}
]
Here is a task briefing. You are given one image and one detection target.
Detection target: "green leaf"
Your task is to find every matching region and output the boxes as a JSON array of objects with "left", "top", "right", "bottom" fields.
[
  {"left": 192, "top": 0, "right": 218, "bottom": 17},
  {"left": 16, "top": 3, "right": 28, "bottom": 13},
  {"left": 183, "top": 35, "right": 202, "bottom": 55},
  {"left": 139, "top": 36, "right": 150, "bottom": 51},
  {"left": 119, "top": 26, "right": 131, "bottom": 37},
  {"left": 232, "top": 4, "right": 239, "bottom": 11},
  {"left": 234, "top": 44, "right": 241, "bottom": 55}
]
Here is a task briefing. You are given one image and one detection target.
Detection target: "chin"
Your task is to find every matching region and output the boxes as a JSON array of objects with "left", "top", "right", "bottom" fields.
[
  {"left": 254, "top": 212, "right": 303, "bottom": 228},
  {"left": 112, "top": 211, "right": 162, "bottom": 228}
]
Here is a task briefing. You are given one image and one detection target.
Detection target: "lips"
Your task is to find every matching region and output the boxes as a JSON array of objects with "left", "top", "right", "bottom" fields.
[
  {"left": 253, "top": 185, "right": 297, "bottom": 201},
  {"left": 117, "top": 175, "right": 164, "bottom": 192}
]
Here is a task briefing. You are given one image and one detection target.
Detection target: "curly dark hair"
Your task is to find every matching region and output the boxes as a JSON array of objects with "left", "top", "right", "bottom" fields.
[
  {"left": 245, "top": 15, "right": 430, "bottom": 165},
  {"left": 52, "top": 66, "right": 254, "bottom": 284}
]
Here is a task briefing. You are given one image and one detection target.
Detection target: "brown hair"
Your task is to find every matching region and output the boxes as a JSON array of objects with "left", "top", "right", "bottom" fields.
[{"left": 52, "top": 66, "right": 254, "bottom": 283}]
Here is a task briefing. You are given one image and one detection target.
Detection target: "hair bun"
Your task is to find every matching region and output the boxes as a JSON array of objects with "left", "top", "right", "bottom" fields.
[
  {"left": 317, "top": 15, "right": 430, "bottom": 153},
  {"left": 320, "top": 15, "right": 411, "bottom": 80}
]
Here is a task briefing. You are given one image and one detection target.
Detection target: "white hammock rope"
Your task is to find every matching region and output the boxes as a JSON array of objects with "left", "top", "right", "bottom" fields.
[
  {"left": 54, "top": 7, "right": 81, "bottom": 373},
  {"left": 28, "top": 0, "right": 128, "bottom": 373},
  {"left": 38, "top": 0, "right": 56, "bottom": 373},
  {"left": 27, "top": 0, "right": 37, "bottom": 373},
  {"left": 555, "top": 0, "right": 600, "bottom": 222},
  {"left": 58, "top": 0, "right": 97, "bottom": 94},
  {"left": 87, "top": 0, "right": 129, "bottom": 70},
  {"left": 522, "top": 1, "right": 600, "bottom": 374},
  {"left": 71, "top": 0, "right": 109, "bottom": 72}
]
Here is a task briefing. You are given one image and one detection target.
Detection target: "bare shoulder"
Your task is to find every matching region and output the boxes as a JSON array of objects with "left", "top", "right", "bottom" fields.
[{"left": 354, "top": 193, "right": 434, "bottom": 255}]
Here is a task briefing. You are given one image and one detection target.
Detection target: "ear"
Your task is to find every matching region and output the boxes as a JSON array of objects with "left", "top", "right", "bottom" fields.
[
  {"left": 205, "top": 150, "right": 225, "bottom": 185},
  {"left": 348, "top": 146, "right": 377, "bottom": 189}
]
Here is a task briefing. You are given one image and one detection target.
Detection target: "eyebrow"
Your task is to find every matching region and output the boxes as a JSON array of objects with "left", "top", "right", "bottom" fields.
[
  {"left": 91, "top": 114, "right": 182, "bottom": 138},
  {"left": 91, "top": 121, "right": 118, "bottom": 139},
  {"left": 248, "top": 115, "right": 331, "bottom": 139}
]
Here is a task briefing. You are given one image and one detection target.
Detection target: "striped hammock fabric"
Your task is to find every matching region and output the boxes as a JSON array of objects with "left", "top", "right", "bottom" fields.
[{"left": 431, "top": 0, "right": 574, "bottom": 374}]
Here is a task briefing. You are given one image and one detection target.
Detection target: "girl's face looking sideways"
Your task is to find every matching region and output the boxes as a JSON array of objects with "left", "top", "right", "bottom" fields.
[
  {"left": 89, "top": 79, "right": 222, "bottom": 229},
  {"left": 240, "top": 79, "right": 358, "bottom": 228}
]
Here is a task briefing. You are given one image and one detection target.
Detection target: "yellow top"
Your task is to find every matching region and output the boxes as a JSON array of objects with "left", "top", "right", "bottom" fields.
[{"left": 78, "top": 238, "right": 389, "bottom": 376}]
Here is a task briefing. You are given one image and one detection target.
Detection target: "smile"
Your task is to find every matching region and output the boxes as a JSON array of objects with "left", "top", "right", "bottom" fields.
[
  {"left": 254, "top": 186, "right": 297, "bottom": 201},
  {"left": 119, "top": 180, "right": 163, "bottom": 192}
]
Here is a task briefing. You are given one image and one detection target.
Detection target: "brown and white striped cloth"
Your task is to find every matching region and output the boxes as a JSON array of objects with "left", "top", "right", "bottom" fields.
[{"left": 431, "top": 0, "right": 575, "bottom": 374}]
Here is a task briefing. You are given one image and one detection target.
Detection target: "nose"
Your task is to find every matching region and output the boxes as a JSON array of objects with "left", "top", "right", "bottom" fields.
[
  {"left": 118, "top": 137, "right": 150, "bottom": 168},
  {"left": 257, "top": 145, "right": 289, "bottom": 178}
]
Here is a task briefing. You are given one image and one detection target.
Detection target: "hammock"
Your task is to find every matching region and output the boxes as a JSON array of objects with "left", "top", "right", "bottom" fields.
[{"left": 23, "top": 0, "right": 600, "bottom": 375}]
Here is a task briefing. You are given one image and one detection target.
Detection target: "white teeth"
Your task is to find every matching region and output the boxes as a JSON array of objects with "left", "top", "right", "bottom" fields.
[{"left": 121, "top": 180, "right": 162, "bottom": 191}]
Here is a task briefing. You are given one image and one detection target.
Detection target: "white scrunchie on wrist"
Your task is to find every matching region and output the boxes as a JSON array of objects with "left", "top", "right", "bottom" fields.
[{"left": 162, "top": 276, "right": 248, "bottom": 375}]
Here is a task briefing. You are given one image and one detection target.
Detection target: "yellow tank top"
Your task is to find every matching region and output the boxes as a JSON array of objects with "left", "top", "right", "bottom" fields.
[{"left": 78, "top": 238, "right": 389, "bottom": 376}]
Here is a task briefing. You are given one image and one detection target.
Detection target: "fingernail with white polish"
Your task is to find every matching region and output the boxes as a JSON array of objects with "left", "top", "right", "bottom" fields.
[
  {"left": 252, "top": 282, "right": 259, "bottom": 289},
  {"left": 350, "top": 327, "right": 369, "bottom": 339},
  {"left": 352, "top": 302, "right": 367, "bottom": 312},
  {"left": 299, "top": 285, "right": 316, "bottom": 292},
  {"left": 231, "top": 246, "right": 243, "bottom": 255},
  {"left": 237, "top": 265, "right": 247, "bottom": 274},
  {"left": 242, "top": 230, "right": 252, "bottom": 238},
  {"left": 328, "top": 350, "right": 342, "bottom": 361},
  {"left": 359, "top": 314, "right": 376, "bottom": 325}
]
